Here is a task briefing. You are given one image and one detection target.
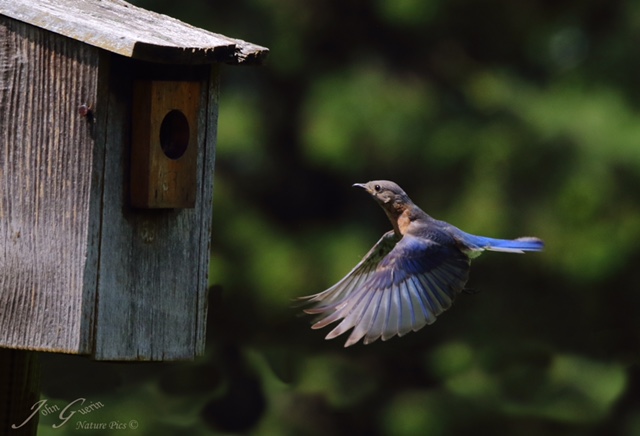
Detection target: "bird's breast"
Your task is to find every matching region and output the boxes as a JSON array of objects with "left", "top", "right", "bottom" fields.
[{"left": 397, "top": 209, "right": 413, "bottom": 235}]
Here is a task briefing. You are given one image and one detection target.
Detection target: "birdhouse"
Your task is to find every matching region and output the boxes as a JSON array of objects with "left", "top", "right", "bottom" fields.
[{"left": 0, "top": 0, "right": 268, "bottom": 360}]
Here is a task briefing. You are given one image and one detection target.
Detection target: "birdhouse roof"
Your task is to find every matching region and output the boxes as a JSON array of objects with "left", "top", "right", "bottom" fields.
[{"left": 0, "top": 0, "right": 268, "bottom": 65}]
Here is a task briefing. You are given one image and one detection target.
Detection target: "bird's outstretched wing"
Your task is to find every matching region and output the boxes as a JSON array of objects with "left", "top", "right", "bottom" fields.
[{"left": 300, "top": 233, "right": 470, "bottom": 347}]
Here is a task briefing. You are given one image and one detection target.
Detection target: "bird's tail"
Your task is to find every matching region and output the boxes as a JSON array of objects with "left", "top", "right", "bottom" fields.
[{"left": 458, "top": 233, "right": 544, "bottom": 255}]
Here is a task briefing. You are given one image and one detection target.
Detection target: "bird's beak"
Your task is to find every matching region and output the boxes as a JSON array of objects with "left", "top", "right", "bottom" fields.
[{"left": 352, "top": 183, "right": 367, "bottom": 190}]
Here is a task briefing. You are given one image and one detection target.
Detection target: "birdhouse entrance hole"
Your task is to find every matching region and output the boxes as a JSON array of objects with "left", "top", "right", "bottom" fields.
[
  {"left": 131, "top": 80, "right": 201, "bottom": 209},
  {"left": 160, "top": 109, "right": 190, "bottom": 159}
]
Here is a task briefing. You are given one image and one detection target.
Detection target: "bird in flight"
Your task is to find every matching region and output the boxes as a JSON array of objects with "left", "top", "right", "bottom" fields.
[{"left": 299, "top": 180, "right": 544, "bottom": 347}]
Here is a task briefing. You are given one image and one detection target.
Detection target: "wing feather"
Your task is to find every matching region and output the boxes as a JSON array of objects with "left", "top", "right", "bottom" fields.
[
  {"left": 407, "top": 276, "right": 435, "bottom": 327},
  {"left": 383, "top": 285, "right": 401, "bottom": 341},
  {"left": 364, "top": 287, "right": 390, "bottom": 345},
  {"left": 397, "top": 281, "right": 415, "bottom": 337}
]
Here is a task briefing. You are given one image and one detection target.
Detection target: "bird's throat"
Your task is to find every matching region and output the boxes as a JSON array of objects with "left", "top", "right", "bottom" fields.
[{"left": 383, "top": 203, "right": 412, "bottom": 236}]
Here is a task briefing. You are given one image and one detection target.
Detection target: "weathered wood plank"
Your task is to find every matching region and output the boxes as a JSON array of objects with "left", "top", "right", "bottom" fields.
[
  {"left": 195, "top": 66, "right": 220, "bottom": 355},
  {"left": 0, "top": 17, "right": 101, "bottom": 353},
  {"left": 92, "top": 58, "right": 215, "bottom": 360},
  {"left": 0, "top": 0, "right": 268, "bottom": 65}
]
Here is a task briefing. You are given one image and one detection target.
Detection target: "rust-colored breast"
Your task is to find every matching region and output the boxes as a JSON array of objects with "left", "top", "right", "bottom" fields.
[{"left": 396, "top": 209, "right": 413, "bottom": 235}]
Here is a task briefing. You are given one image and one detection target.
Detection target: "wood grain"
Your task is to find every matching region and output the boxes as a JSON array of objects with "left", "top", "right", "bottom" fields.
[
  {"left": 92, "top": 58, "right": 216, "bottom": 360},
  {"left": 131, "top": 80, "right": 200, "bottom": 208},
  {"left": 0, "top": 17, "right": 102, "bottom": 354},
  {"left": 1, "top": 18, "right": 215, "bottom": 360}
]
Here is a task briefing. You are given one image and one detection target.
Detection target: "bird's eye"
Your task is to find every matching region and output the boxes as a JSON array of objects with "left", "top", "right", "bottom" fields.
[{"left": 374, "top": 184, "right": 381, "bottom": 192}]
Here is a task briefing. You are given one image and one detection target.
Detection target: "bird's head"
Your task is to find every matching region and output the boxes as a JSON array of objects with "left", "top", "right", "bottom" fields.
[{"left": 352, "top": 180, "right": 412, "bottom": 210}]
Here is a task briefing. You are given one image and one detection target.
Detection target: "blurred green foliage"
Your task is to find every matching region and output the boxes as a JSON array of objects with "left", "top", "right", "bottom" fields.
[{"left": 39, "top": 0, "right": 640, "bottom": 434}]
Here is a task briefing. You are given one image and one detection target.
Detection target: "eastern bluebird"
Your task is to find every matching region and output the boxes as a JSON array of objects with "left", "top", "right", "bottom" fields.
[{"left": 299, "top": 180, "right": 544, "bottom": 347}]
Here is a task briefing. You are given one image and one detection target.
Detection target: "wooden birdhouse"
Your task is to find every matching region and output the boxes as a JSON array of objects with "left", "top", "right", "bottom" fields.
[{"left": 0, "top": 0, "right": 268, "bottom": 361}]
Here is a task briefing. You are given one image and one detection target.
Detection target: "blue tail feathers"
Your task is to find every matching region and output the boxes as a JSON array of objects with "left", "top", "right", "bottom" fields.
[
  {"left": 483, "top": 236, "right": 544, "bottom": 252},
  {"left": 459, "top": 233, "right": 544, "bottom": 254}
]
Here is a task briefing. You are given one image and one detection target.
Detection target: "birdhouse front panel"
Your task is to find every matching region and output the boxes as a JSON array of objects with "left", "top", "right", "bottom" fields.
[{"left": 91, "top": 57, "right": 217, "bottom": 360}]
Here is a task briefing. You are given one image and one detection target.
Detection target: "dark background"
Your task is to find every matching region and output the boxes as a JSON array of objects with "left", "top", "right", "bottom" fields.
[{"left": 39, "top": 0, "right": 640, "bottom": 434}]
